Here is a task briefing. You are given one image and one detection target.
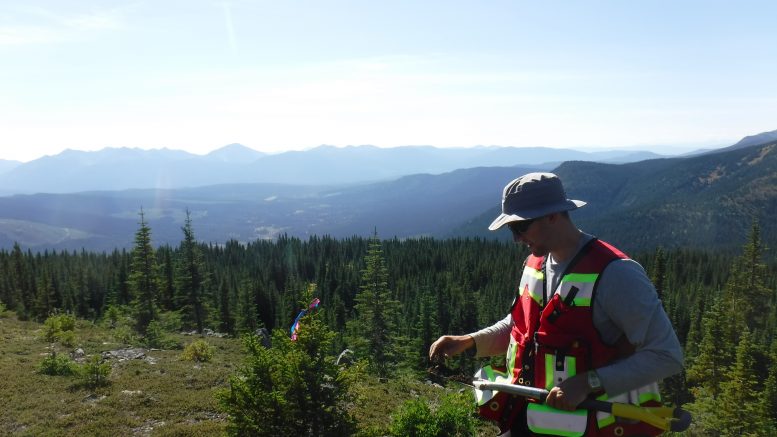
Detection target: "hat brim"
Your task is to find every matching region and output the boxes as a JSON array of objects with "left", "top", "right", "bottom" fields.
[{"left": 488, "top": 199, "right": 587, "bottom": 231}]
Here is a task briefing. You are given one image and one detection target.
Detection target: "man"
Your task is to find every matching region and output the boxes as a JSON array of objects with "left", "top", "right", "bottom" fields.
[{"left": 429, "top": 172, "right": 683, "bottom": 436}]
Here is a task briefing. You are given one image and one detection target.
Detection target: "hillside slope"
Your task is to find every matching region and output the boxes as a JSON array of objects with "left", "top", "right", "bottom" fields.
[{"left": 458, "top": 140, "right": 777, "bottom": 253}]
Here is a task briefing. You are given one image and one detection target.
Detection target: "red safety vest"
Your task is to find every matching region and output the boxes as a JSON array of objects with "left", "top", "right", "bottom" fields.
[{"left": 501, "top": 238, "right": 663, "bottom": 436}]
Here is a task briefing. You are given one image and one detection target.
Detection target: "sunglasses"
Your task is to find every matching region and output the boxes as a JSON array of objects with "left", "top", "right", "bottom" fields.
[{"left": 507, "top": 218, "right": 537, "bottom": 235}]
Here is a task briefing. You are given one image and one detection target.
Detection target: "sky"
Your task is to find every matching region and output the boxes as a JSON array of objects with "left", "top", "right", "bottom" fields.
[{"left": 1, "top": 1, "right": 776, "bottom": 162}]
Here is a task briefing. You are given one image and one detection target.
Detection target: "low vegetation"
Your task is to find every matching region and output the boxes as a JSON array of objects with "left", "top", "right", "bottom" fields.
[
  {"left": 0, "top": 310, "right": 496, "bottom": 436},
  {"left": 1, "top": 211, "right": 776, "bottom": 434}
]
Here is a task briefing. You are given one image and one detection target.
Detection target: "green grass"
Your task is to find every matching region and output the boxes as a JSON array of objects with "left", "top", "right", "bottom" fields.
[
  {"left": 0, "top": 312, "right": 498, "bottom": 436},
  {"left": 0, "top": 313, "right": 238, "bottom": 436}
]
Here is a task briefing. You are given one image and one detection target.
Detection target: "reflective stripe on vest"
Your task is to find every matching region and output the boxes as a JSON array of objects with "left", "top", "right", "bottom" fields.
[
  {"left": 521, "top": 265, "right": 544, "bottom": 305},
  {"left": 506, "top": 264, "right": 544, "bottom": 382},
  {"left": 527, "top": 404, "right": 587, "bottom": 437},
  {"left": 544, "top": 353, "right": 577, "bottom": 391},
  {"left": 474, "top": 365, "right": 511, "bottom": 406},
  {"left": 558, "top": 272, "right": 598, "bottom": 307}
]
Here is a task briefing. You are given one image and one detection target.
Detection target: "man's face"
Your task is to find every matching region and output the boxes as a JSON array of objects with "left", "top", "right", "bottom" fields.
[{"left": 510, "top": 216, "right": 550, "bottom": 257}]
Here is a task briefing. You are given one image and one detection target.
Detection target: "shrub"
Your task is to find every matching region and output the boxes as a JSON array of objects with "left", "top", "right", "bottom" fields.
[
  {"left": 80, "top": 355, "right": 111, "bottom": 388},
  {"left": 157, "top": 311, "right": 183, "bottom": 332},
  {"left": 142, "top": 320, "right": 180, "bottom": 349},
  {"left": 113, "top": 325, "right": 137, "bottom": 345},
  {"left": 180, "top": 339, "right": 214, "bottom": 362},
  {"left": 56, "top": 330, "right": 78, "bottom": 348},
  {"left": 42, "top": 313, "right": 77, "bottom": 343},
  {"left": 37, "top": 351, "right": 78, "bottom": 376},
  {"left": 389, "top": 398, "right": 439, "bottom": 437},
  {"left": 218, "top": 285, "right": 356, "bottom": 436},
  {"left": 389, "top": 392, "right": 476, "bottom": 437},
  {"left": 103, "top": 305, "right": 121, "bottom": 328}
]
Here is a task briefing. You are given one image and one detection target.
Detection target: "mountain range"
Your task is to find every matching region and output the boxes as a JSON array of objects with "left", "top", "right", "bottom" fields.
[
  {"left": 1, "top": 129, "right": 776, "bottom": 254},
  {"left": 0, "top": 144, "right": 662, "bottom": 195}
]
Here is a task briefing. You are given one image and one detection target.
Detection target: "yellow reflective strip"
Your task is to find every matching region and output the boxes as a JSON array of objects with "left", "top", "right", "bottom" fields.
[
  {"left": 523, "top": 286, "right": 543, "bottom": 305},
  {"left": 597, "top": 412, "right": 615, "bottom": 428},
  {"left": 506, "top": 339, "right": 517, "bottom": 380},
  {"left": 556, "top": 281, "right": 594, "bottom": 305},
  {"left": 573, "top": 297, "right": 592, "bottom": 307},
  {"left": 527, "top": 404, "right": 587, "bottom": 437},
  {"left": 563, "top": 273, "right": 598, "bottom": 283},
  {"left": 567, "top": 357, "right": 577, "bottom": 377},
  {"left": 638, "top": 391, "right": 661, "bottom": 404},
  {"left": 545, "top": 354, "right": 554, "bottom": 390},
  {"left": 525, "top": 266, "right": 544, "bottom": 279},
  {"left": 522, "top": 267, "right": 544, "bottom": 303}
]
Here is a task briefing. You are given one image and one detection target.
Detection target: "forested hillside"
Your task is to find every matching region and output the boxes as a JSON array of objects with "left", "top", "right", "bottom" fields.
[
  {"left": 461, "top": 140, "right": 777, "bottom": 254},
  {"left": 1, "top": 215, "right": 776, "bottom": 434}
]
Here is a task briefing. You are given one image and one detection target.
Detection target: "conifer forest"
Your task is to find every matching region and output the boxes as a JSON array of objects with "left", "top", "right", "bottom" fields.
[{"left": 1, "top": 213, "right": 776, "bottom": 436}]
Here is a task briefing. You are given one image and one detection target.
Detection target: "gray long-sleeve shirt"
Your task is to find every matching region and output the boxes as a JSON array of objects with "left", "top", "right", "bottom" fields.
[{"left": 470, "top": 233, "right": 683, "bottom": 396}]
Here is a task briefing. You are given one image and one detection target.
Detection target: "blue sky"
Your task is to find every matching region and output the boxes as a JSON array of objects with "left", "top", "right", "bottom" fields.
[{"left": 1, "top": 1, "right": 776, "bottom": 162}]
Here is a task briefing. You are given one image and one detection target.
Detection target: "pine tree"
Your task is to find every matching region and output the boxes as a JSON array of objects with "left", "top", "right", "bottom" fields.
[
  {"left": 650, "top": 246, "right": 667, "bottom": 301},
  {"left": 722, "top": 222, "right": 770, "bottom": 339},
  {"left": 764, "top": 340, "right": 777, "bottom": 425},
  {"left": 686, "top": 298, "right": 728, "bottom": 399},
  {"left": 127, "top": 209, "right": 160, "bottom": 334},
  {"left": 715, "top": 328, "right": 774, "bottom": 436},
  {"left": 8, "top": 242, "right": 30, "bottom": 318},
  {"left": 175, "top": 210, "right": 209, "bottom": 333},
  {"left": 347, "top": 231, "right": 401, "bottom": 377},
  {"left": 416, "top": 291, "right": 439, "bottom": 369},
  {"left": 217, "top": 278, "right": 235, "bottom": 334},
  {"left": 159, "top": 248, "right": 176, "bottom": 311},
  {"left": 236, "top": 278, "right": 258, "bottom": 333}
]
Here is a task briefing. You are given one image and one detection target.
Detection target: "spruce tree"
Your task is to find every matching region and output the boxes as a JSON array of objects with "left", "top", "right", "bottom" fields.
[
  {"left": 722, "top": 222, "right": 770, "bottom": 339},
  {"left": 236, "top": 278, "right": 258, "bottom": 333},
  {"left": 175, "top": 210, "right": 209, "bottom": 333},
  {"left": 650, "top": 246, "right": 666, "bottom": 302},
  {"left": 9, "top": 242, "right": 30, "bottom": 318},
  {"left": 764, "top": 340, "right": 777, "bottom": 425},
  {"left": 686, "top": 297, "right": 728, "bottom": 399},
  {"left": 416, "top": 291, "right": 439, "bottom": 369},
  {"left": 217, "top": 278, "right": 235, "bottom": 334},
  {"left": 159, "top": 248, "right": 176, "bottom": 311},
  {"left": 715, "top": 329, "right": 774, "bottom": 436},
  {"left": 127, "top": 209, "right": 160, "bottom": 334},
  {"left": 347, "top": 231, "right": 401, "bottom": 377}
]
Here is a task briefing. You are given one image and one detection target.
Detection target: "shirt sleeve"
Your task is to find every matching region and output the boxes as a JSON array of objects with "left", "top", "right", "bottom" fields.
[
  {"left": 593, "top": 259, "right": 684, "bottom": 395},
  {"left": 470, "top": 313, "right": 512, "bottom": 358}
]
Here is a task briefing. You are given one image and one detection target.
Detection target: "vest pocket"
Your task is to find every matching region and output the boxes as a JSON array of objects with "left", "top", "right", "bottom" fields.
[{"left": 533, "top": 337, "right": 589, "bottom": 391}]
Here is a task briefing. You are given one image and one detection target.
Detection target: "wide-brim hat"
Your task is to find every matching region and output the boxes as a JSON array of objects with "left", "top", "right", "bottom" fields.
[{"left": 488, "top": 172, "right": 586, "bottom": 231}]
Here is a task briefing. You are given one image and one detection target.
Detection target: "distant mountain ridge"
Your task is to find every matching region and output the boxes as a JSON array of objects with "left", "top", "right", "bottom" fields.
[
  {"left": 0, "top": 144, "right": 665, "bottom": 195},
  {"left": 0, "top": 159, "right": 21, "bottom": 175},
  {"left": 457, "top": 138, "right": 777, "bottom": 253},
  {"left": 1, "top": 129, "right": 776, "bottom": 253},
  {"left": 0, "top": 165, "right": 545, "bottom": 251}
]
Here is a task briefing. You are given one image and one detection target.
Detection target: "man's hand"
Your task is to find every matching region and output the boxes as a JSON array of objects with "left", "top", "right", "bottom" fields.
[
  {"left": 545, "top": 373, "right": 592, "bottom": 411},
  {"left": 428, "top": 335, "right": 474, "bottom": 362}
]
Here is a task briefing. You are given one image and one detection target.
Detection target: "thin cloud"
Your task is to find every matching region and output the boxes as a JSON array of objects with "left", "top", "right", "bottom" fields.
[
  {"left": 0, "top": 5, "right": 126, "bottom": 45},
  {"left": 0, "top": 25, "right": 67, "bottom": 45},
  {"left": 222, "top": 1, "right": 238, "bottom": 56}
]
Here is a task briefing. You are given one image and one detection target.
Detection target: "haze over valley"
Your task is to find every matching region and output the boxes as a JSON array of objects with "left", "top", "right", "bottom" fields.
[{"left": 1, "top": 129, "right": 776, "bottom": 254}]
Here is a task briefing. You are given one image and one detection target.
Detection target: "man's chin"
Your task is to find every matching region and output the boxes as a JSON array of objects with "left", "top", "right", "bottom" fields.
[{"left": 529, "top": 246, "right": 548, "bottom": 257}]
